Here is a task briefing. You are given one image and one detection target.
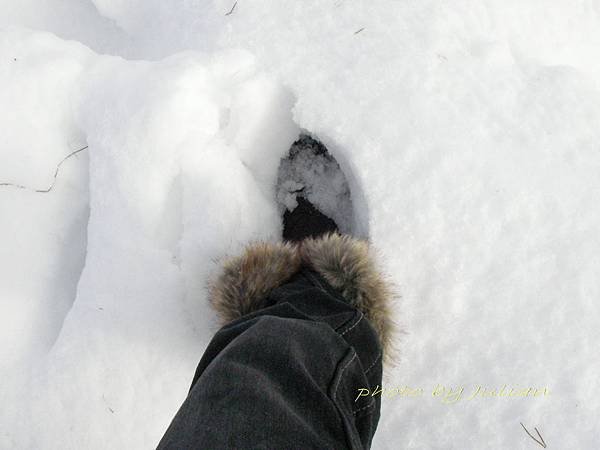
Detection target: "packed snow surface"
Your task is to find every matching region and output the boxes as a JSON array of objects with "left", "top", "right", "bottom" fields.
[{"left": 1, "top": 1, "right": 599, "bottom": 449}]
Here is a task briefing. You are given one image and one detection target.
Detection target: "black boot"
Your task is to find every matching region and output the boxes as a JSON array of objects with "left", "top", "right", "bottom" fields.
[
  {"left": 278, "top": 135, "right": 347, "bottom": 242},
  {"left": 283, "top": 195, "right": 339, "bottom": 242}
]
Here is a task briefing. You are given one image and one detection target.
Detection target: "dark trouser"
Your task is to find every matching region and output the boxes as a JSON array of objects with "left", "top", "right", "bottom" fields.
[{"left": 158, "top": 268, "right": 383, "bottom": 449}]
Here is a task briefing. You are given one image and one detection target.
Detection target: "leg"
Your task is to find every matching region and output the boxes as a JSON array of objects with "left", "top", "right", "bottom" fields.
[{"left": 158, "top": 268, "right": 383, "bottom": 449}]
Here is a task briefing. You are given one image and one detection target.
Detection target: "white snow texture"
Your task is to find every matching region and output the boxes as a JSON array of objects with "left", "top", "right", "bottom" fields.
[{"left": 1, "top": 1, "right": 599, "bottom": 449}]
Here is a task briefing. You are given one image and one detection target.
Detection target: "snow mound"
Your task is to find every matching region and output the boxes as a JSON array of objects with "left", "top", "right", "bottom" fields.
[{"left": 1, "top": 28, "right": 299, "bottom": 449}]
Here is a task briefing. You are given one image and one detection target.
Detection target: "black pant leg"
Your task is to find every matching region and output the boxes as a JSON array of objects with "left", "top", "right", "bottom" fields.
[{"left": 157, "top": 269, "right": 383, "bottom": 450}]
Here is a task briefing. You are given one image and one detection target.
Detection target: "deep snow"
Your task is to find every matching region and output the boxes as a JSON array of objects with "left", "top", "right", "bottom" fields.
[{"left": 1, "top": 1, "right": 599, "bottom": 449}]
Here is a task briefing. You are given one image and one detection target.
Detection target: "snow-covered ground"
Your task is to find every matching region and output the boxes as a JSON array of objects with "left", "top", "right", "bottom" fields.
[{"left": 1, "top": 1, "right": 599, "bottom": 448}]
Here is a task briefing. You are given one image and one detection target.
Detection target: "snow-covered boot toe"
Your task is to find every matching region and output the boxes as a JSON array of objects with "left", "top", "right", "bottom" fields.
[
  {"left": 277, "top": 134, "right": 353, "bottom": 241},
  {"left": 282, "top": 195, "right": 339, "bottom": 242}
]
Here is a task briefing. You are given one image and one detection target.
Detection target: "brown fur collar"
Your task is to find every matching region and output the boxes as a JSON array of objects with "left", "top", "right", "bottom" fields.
[{"left": 208, "top": 233, "right": 397, "bottom": 366}]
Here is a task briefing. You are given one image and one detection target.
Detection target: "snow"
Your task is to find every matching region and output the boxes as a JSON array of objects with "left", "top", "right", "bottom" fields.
[{"left": 1, "top": 1, "right": 599, "bottom": 448}]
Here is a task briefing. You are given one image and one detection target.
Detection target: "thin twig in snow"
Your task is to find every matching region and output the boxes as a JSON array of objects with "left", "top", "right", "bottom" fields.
[
  {"left": 0, "top": 145, "right": 88, "bottom": 193},
  {"left": 225, "top": 1, "right": 237, "bottom": 16},
  {"left": 102, "top": 395, "right": 115, "bottom": 414},
  {"left": 520, "top": 423, "right": 547, "bottom": 448},
  {"left": 354, "top": 27, "right": 365, "bottom": 35},
  {"left": 534, "top": 427, "right": 547, "bottom": 448}
]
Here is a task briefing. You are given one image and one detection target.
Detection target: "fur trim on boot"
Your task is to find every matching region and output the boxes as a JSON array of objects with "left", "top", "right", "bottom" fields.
[
  {"left": 299, "top": 233, "right": 396, "bottom": 365},
  {"left": 208, "top": 234, "right": 397, "bottom": 365},
  {"left": 208, "top": 241, "right": 301, "bottom": 322}
]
